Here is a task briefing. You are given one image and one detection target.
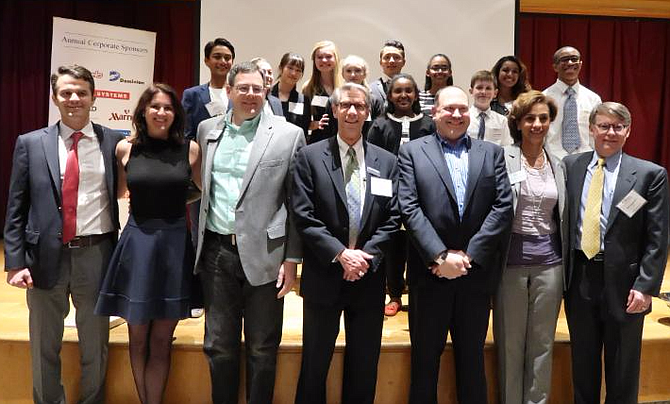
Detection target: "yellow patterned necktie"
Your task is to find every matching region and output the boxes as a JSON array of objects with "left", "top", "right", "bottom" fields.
[{"left": 581, "top": 158, "right": 606, "bottom": 259}]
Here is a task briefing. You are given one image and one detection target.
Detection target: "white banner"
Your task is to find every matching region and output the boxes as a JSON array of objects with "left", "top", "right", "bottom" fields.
[{"left": 49, "top": 17, "right": 156, "bottom": 136}]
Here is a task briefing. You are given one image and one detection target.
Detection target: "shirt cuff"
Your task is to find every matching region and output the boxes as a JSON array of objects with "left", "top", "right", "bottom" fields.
[{"left": 284, "top": 258, "right": 302, "bottom": 264}]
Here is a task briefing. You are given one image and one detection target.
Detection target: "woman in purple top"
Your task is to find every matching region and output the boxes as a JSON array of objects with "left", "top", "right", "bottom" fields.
[{"left": 493, "top": 90, "right": 565, "bottom": 404}]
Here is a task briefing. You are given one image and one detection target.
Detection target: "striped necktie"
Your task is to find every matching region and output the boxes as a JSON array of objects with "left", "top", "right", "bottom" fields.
[{"left": 345, "top": 147, "right": 361, "bottom": 248}]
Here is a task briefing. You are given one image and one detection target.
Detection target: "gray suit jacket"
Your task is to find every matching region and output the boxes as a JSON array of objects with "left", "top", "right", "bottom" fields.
[
  {"left": 195, "top": 111, "right": 306, "bottom": 286},
  {"left": 503, "top": 144, "right": 568, "bottom": 287}
]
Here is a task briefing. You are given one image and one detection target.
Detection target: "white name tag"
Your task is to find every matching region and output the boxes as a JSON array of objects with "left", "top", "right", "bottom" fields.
[
  {"left": 205, "top": 100, "right": 226, "bottom": 117},
  {"left": 508, "top": 170, "right": 527, "bottom": 184},
  {"left": 371, "top": 177, "right": 392, "bottom": 197},
  {"left": 616, "top": 189, "right": 647, "bottom": 218},
  {"left": 311, "top": 95, "right": 329, "bottom": 108},
  {"left": 288, "top": 102, "right": 304, "bottom": 115}
]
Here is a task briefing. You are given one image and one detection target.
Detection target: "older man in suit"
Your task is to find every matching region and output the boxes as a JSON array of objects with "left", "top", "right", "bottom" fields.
[
  {"left": 563, "top": 102, "right": 669, "bottom": 404},
  {"left": 291, "top": 82, "right": 400, "bottom": 404},
  {"left": 398, "top": 86, "right": 513, "bottom": 404},
  {"left": 4, "top": 65, "right": 123, "bottom": 404},
  {"left": 195, "top": 61, "right": 305, "bottom": 404}
]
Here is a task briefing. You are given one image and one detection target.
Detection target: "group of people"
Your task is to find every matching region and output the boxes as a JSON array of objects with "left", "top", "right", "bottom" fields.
[{"left": 3, "top": 35, "right": 668, "bottom": 404}]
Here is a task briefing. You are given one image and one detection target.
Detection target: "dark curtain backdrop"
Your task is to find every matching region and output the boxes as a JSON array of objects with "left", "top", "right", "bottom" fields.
[
  {"left": 0, "top": 0, "right": 195, "bottom": 231},
  {"left": 519, "top": 13, "right": 670, "bottom": 169}
]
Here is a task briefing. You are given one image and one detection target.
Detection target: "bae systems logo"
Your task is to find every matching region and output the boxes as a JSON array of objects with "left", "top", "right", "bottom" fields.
[
  {"left": 95, "top": 89, "right": 131, "bottom": 100},
  {"left": 108, "top": 70, "right": 145, "bottom": 85}
]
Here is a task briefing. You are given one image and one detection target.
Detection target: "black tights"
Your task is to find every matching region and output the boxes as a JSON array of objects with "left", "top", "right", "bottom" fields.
[{"left": 128, "top": 319, "right": 179, "bottom": 404}]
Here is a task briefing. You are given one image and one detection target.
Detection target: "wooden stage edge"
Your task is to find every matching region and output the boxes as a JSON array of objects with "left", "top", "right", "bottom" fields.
[{"left": 2, "top": 254, "right": 670, "bottom": 404}]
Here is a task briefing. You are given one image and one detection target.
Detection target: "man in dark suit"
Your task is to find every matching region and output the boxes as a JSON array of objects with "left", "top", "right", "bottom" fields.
[
  {"left": 398, "top": 86, "right": 513, "bottom": 404},
  {"left": 563, "top": 102, "right": 669, "bottom": 404},
  {"left": 370, "top": 39, "right": 406, "bottom": 104},
  {"left": 292, "top": 82, "right": 400, "bottom": 404},
  {"left": 4, "top": 65, "right": 123, "bottom": 404}
]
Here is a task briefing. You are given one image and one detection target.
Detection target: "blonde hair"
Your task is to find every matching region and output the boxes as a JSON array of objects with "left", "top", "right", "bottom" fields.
[
  {"left": 302, "top": 40, "right": 342, "bottom": 98},
  {"left": 341, "top": 54, "right": 369, "bottom": 89}
]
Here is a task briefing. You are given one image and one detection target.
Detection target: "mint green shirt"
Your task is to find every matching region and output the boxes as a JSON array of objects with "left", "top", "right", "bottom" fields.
[{"left": 206, "top": 112, "right": 260, "bottom": 234}]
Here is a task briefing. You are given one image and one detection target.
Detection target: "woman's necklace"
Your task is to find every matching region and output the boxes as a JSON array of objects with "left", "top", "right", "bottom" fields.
[{"left": 521, "top": 150, "right": 548, "bottom": 215}]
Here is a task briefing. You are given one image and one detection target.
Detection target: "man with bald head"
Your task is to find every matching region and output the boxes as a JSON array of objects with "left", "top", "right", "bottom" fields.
[
  {"left": 398, "top": 86, "right": 513, "bottom": 404},
  {"left": 543, "top": 46, "right": 602, "bottom": 159}
]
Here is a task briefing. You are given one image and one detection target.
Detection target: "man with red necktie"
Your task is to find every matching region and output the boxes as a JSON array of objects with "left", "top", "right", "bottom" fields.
[{"left": 4, "top": 65, "right": 124, "bottom": 404}]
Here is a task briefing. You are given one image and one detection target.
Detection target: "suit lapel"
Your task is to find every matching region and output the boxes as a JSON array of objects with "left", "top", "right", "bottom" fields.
[
  {"left": 421, "top": 135, "right": 457, "bottom": 202},
  {"left": 42, "top": 124, "right": 61, "bottom": 203},
  {"left": 605, "top": 153, "right": 636, "bottom": 235},
  {"left": 463, "top": 140, "right": 485, "bottom": 210},
  {"left": 546, "top": 149, "right": 566, "bottom": 218},
  {"left": 505, "top": 146, "right": 522, "bottom": 212},
  {"left": 358, "top": 142, "right": 377, "bottom": 232},
  {"left": 569, "top": 152, "right": 593, "bottom": 225},
  {"left": 202, "top": 118, "right": 226, "bottom": 196},
  {"left": 238, "top": 113, "right": 273, "bottom": 206},
  {"left": 199, "top": 84, "right": 211, "bottom": 114},
  {"left": 323, "top": 137, "right": 347, "bottom": 207},
  {"left": 93, "top": 123, "right": 116, "bottom": 207}
]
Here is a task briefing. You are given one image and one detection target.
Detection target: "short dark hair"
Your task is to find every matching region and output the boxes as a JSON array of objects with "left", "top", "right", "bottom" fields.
[
  {"left": 386, "top": 73, "right": 421, "bottom": 115},
  {"left": 507, "top": 90, "right": 557, "bottom": 143},
  {"left": 277, "top": 52, "right": 305, "bottom": 79},
  {"left": 491, "top": 55, "right": 531, "bottom": 99},
  {"left": 131, "top": 83, "right": 185, "bottom": 146},
  {"left": 50, "top": 65, "right": 95, "bottom": 95},
  {"left": 380, "top": 39, "right": 405, "bottom": 58},
  {"left": 227, "top": 62, "right": 263, "bottom": 87},
  {"left": 204, "top": 38, "right": 235, "bottom": 60}
]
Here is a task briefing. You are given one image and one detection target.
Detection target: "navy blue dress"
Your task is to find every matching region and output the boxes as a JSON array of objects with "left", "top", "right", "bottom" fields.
[{"left": 96, "top": 138, "right": 194, "bottom": 324}]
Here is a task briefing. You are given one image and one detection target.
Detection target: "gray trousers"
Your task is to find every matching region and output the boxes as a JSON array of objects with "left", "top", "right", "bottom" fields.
[
  {"left": 493, "top": 263, "right": 563, "bottom": 404},
  {"left": 27, "top": 238, "right": 113, "bottom": 404}
]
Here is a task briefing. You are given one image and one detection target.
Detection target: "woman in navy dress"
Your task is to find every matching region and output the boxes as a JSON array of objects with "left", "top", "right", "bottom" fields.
[{"left": 95, "top": 83, "right": 201, "bottom": 404}]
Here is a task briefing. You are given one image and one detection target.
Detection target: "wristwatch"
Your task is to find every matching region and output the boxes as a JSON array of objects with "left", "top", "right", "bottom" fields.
[{"left": 434, "top": 251, "right": 448, "bottom": 266}]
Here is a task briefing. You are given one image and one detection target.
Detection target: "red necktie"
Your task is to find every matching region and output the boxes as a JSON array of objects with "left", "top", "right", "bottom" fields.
[{"left": 62, "top": 131, "right": 83, "bottom": 244}]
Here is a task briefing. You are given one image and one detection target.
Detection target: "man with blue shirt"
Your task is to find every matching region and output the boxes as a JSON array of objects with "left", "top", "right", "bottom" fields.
[
  {"left": 194, "top": 62, "right": 305, "bottom": 404},
  {"left": 398, "top": 86, "right": 513, "bottom": 404},
  {"left": 563, "top": 102, "right": 668, "bottom": 404}
]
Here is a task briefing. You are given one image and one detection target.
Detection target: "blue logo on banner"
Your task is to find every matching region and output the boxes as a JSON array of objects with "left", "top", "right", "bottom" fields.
[{"left": 109, "top": 71, "right": 121, "bottom": 81}]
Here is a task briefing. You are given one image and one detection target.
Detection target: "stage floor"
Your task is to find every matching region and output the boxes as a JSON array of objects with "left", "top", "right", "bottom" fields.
[{"left": 2, "top": 247, "right": 670, "bottom": 403}]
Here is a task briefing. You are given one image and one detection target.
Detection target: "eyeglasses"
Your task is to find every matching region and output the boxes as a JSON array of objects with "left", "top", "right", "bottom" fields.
[
  {"left": 595, "top": 123, "right": 628, "bottom": 134},
  {"left": 338, "top": 102, "right": 367, "bottom": 112},
  {"left": 558, "top": 56, "right": 581, "bottom": 64},
  {"left": 234, "top": 85, "right": 265, "bottom": 95},
  {"left": 430, "top": 65, "right": 451, "bottom": 72}
]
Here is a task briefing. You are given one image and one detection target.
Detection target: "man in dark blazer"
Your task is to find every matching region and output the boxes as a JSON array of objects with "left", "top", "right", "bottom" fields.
[
  {"left": 4, "top": 65, "right": 123, "bottom": 404},
  {"left": 292, "top": 82, "right": 400, "bottom": 404},
  {"left": 563, "top": 102, "right": 669, "bottom": 404},
  {"left": 370, "top": 39, "right": 406, "bottom": 104},
  {"left": 398, "top": 86, "right": 513, "bottom": 404}
]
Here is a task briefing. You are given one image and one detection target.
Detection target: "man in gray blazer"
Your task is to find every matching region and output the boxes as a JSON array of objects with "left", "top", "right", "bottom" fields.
[
  {"left": 195, "top": 61, "right": 305, "bottom": 404},
  {"left": 563, "top": 102, "right": 669, "bottom": 404},
  {"left": 4, "top": 65, "right": 123, "bottom": 404}
]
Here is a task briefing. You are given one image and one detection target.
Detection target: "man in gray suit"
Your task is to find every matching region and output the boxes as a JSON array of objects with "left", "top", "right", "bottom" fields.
[
  {"left": 4, "top": 65, "right": 123, "bottom": 404},
  {"left": 563, "top": 102, "right": 669, "bottom": 404},
  {"left": 195, "top": 61, "right": 305, "bottom": 404}
]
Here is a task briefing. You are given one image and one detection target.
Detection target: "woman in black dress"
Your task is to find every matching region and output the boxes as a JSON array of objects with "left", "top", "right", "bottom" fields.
[
  {"left": 95, "top": 84, "right": 201, "bottom": 404},
  {"left": 271, "top": 52, "right": 311, "bottom": 135},
  {"left": 367, "top": 73, "right": 433, "bottom": 316}
]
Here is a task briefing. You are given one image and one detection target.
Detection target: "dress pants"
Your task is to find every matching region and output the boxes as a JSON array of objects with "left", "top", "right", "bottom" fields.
[
  {"left": 493, "top": 263, "right": 563, "bottom": 404},
  {"left": 409, "top": 270, "right": 491, "bottom": 404},
  {"left": 295, "top": 271, "right": 385, "bottom": 404},
  {"left": 27, "top": 237, "right": 113, "bottom": 404},
  {"left": 199, "top": 231, "right": 284, "bottom": 404},
  {"left": 385, "top": 229, "right": 407, "bottom": 298},
  {"left": 565, "top": 252, "right": 645, "bottom": 404}
]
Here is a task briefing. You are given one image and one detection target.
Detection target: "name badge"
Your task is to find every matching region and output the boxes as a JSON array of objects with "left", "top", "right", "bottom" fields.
[
  {"left": 288, "top": 102, "right": 304, "bottom": 115},
  {"left": 367, "top": 167, "right": 380, "bottom": 177},
  {"left": 205, "top": 100, "right": 226, "bottom": 117},
  {"left": 311, "top": 95, "right": 329, "bottom": 108},
  {"left": 508, "top": 170, "right": 527, "bottom": 184},
  {"left": 616, "top": 189, "right": 647, "bottom": 218},
  {"left": 371, "top": 177, "right": 393, "bottom": 197}
]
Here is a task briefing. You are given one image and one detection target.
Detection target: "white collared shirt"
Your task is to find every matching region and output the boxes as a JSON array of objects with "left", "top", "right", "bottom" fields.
[
  {"left": 58, "top": 121, "right": 113, "bottom": 236},
  {"left": 337, "top": 134, "right": 366, "bottom": 212},
  {"left": 543, "top": 79, "right": 602, "bottom": 159},
  {"left": 466, "top": 106, "right": 514, "bottom": 146}
]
